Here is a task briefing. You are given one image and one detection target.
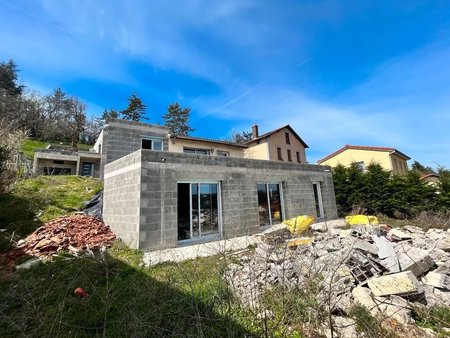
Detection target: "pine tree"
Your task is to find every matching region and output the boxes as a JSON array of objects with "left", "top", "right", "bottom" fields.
[
  {"left": 163, "top": 102, "right": 194, "bottom": 136},
  {"left": 121, "top": 93, "right": 147, "bottom": 121}
]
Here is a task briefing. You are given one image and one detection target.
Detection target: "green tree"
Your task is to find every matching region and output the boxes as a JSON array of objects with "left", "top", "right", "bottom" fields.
[
  {"left": 163, "top": 102, "right": 194, "bottom": 136},
  {"left": 231, "top": 130, "right": 253, "bottom": 144},
  {"left": 411, "top": 160, "right": 436, "bottom": 175},
  {"left": 121, "top": 93, "right": 147, "bottom": 121},
  {"left": 0, "top": 59, "right": 23, "bottom": 97}
]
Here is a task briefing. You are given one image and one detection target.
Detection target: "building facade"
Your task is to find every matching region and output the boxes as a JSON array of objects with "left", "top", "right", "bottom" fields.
[
  {"left": 317, "top": 145, "right": 410, "bottom": 175},
  {"left": 103, "top": 150, "right": 337, "bottom": 250}
]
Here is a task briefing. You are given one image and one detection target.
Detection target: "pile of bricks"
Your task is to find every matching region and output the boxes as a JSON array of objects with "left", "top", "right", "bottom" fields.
[{"left": 19, "top": 214, "right": 116, "bottom": 257}]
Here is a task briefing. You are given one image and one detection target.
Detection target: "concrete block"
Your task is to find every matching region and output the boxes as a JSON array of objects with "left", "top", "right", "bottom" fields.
[
  {"left": 367, "top": 271, "right": 421, "bottom": 296},
  {"left": 395, "top": 243, "right": 435, "bottom": 276},
  {"left": 424, "top": 271, "right": 450, "bottom": 290}
]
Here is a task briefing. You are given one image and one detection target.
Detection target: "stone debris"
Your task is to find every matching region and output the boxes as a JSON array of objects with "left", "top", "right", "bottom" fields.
[
  {"left": 367, "top": 271, "right": 421, "bottom": 296},
  {"left": 224, "top": 218, "right": 450, "bottom": 336},
  {"left": 423, "top": 271, "right": 450, "bottom": 290}
]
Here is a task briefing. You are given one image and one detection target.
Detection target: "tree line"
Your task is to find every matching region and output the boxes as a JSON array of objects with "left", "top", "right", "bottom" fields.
[
  {"left": 0, "top": 59, "right": 198, "bottom": 151},
  {"left": 332, "top": 162, "right": 450, "bottom": 218}
]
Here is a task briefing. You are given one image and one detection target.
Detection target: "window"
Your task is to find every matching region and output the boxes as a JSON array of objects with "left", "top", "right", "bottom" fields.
[
  {"left": 53, "top": 160, "right": 64, "bottom": 164},
  {"left": 313, "top": 182, "right": 325, "bottom": 218},
  {"left": 141, "top": 137, "right": 163, "bottom": 150},
  {"left": 257, "top": 183, "right": 283, "bottom": 226},
  {"left": 277, "top": 147, "right": 283, "bottom": 161},
  {"left": 287, "top": 149, "right": 292, "bottom": 162},
  {"left": 355, "top": 161, "right": 365, "bottom": 171},
  {"left": 177, "top": 182, "right": 221, "bottom": 241},
  {"left": 183, "top": 147, "right": 210, "bottom": 155},
  {"left": 285, "top": 132, "right": 290, "bottom": 144},
  {"left": 216, "top": 150, "right": 230, "bottom": 157},
  {"left": 296, "top": 151, "right": 301, "bottom": 163}
]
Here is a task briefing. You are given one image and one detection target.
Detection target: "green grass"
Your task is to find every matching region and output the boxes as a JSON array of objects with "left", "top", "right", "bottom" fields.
[
  {"left": 0, "top": 176, "right": 102, "bottom": 251},
  {"left": 21, "top": 138, "right": 91, "bottom": 159},
  {"left": 413, "top": 305, "right": 450, "bottom": 337},
  {"left": 0, "top": 243, "right": 255, "bottom": 337}
]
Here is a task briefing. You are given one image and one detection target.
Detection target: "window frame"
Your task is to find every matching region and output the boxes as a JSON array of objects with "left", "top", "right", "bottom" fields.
[
  {"left": 183, "top": 147, "right": 210, "bottom": 155},
  {"left": 141, "top": 136, "right": 164, "bottom": 151},
  {"left": 277, "top": 147, "right": 283, "bottom": 161},
  {"left": 296, "top": 151, "right": 301, "bottom": 163},
  {"left": 287, "top": 149, "right": 292, "bottom": 162},
  {"left": 285, "top": 132, "right": 290, "bottom": 144}
]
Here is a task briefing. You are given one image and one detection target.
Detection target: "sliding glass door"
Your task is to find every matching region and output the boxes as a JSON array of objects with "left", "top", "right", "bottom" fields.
[
  {"left": 178, "top": 182, "right": 220, "bottom": 241},
  {"left": 257, "top": 183, "right": 283, "bottom": 226}
]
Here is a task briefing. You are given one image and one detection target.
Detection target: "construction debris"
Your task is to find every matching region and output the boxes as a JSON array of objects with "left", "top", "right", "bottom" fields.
[
  {"left": 224, "top": 217, "right": 450, "bottom": 335},
  {"left": 367, "top": 271, "right": 421, "bottom": 296},
  {"left": 1, "top": 215, "right": 115, "bottom": 269}
]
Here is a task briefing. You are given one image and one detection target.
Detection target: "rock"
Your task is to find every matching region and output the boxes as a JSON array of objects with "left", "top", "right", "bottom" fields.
[
  {"left": 311, "top": 222, "right": 328, "bottom": 232},
  {"left": 352, "top": 238, "right": 378, "bottom": 256},
  {"left": 286, "top": 237, "right": 313, "bottom": 248},
  {"left": 423, "top": 271, "right": 450, "bottom": 290},
  {"left": 15, "top": 257, "right": 42, "bottom": 270},
  {"left": 373, "top": 235, "right": 400, "bottom": 272},
  {"left": 396, "top": 243, "right": 435, "bottom": 276},
  {"left": 377, "top": 295, "right": 414, "bottom": 325},
  {"left": 388, "top": 228, "right": 413, "bottom": 241},
  {"left": 352, "top": 286, "right": 378, "bottom": 312},
  {"left": 331, "top": 316, "right": 358, "bottom": 338},
  {"left": 367, "top": 271, "right": 422, "bottom": 296},
  {"left": 315, "top": 237, "right": 341, "bottom": 252}
]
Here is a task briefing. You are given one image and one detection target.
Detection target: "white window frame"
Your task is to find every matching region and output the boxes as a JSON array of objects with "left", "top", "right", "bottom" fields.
[
  {"left": 183, "top": 147, "right": 210, "bottom": 155},
  {"left": 216, "top": 150, "right": 230, "bottom": 157},
  {"left": 141, "top": 136, "right": 164, "bottom": 151}
]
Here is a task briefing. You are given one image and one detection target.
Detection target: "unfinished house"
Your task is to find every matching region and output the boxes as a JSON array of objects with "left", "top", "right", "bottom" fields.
[
  {"left": 101, "top": 119, "right": 337, "bottom": 250},
  {"left": 33, "top": 147, "right": 101, "bottom": 177}
]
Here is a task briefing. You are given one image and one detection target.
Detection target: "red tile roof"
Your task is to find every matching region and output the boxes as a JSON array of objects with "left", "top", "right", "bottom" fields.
[
  {"left": 245, "top": 124, "right": 309, "bottom": 148},
  {"left": 172, "top": 135, "right": 248, "bottom": 148},
  {"left": 317, "top": 145, "right": 411, "bottom": 164}
]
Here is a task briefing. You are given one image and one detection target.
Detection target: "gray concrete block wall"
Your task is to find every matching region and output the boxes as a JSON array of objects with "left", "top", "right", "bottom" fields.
[
  {"left": 103, "top": 149, "right": 338, "bottom": 251},
  {"left": 99, "top": 119, "right": 169, "bottom": 178},
  {"left": 103, "top": 151, "right": 143, "bottom": 248}
]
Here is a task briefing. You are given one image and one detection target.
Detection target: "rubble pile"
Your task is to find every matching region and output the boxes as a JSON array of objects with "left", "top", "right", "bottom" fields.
[
  {"left": 19, "top": 214, "right": 116, "bottom": 257},
  {"left": 225, "top": 219, "right": 450, "bottom": 336}
]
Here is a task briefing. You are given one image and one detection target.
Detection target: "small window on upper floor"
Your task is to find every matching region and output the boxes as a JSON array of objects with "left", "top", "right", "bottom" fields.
[
  {"left": 217, "top": 150, "right": 230, "bottom": 157},
  {"left": 277, "top": 147, "right": 283, "bottom": 161},
  {"left": 285, "top": 132, "right": 290, "bottom": 144},
  {"left": 296, "top": 151, "right": 301, "bottom": 163},
  {"left": 287, "top": 149, "right": 292, "bottom": 162},
  {"left": 142, "top": 137, "right": 164, "bottom": 150}
]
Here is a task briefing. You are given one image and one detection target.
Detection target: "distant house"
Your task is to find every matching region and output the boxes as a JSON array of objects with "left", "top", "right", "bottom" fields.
[
  {"left": 33, "top": 145, "right": 101, "bottom": 177},
  {"left": 421, "top": 173, "right": 440, "bottom": 187},
  {"left": 244, "top": 124, "right": 308, "bottom": 163},
  {"left": 317, "top": 145, "right": 410, "bottom": 175}
]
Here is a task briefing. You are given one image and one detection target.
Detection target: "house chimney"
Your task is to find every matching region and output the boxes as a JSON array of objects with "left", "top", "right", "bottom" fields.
[{"left": 252, "top": 124, "right": 259, "bottom": 139}]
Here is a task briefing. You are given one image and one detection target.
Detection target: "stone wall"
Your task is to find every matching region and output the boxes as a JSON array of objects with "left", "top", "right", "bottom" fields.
[{"left": 103, "top": 149, "right": 338, "bottom": 250}]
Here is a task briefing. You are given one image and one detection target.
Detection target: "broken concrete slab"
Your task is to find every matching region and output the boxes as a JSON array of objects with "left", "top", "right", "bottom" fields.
[
  {"left": 352, "top": 238, "right": 378, "bottom": 255},
  {"left": 388, "top": 228, "right": 413, "bottom": 241},
  {"left": 368, "top": 271, "right": 422, "bottom": 296},
  {"left": 311, "top": 222, "right": 328, "bottom": 232},
  {"left": 395, "top": 243, "right": 435, "bottom": 277},
  {"left": 424, "top": 271, "right": 450, "bottom": 290},
  {"left": 372, "top": 234, "right": 400, "bottom": 273}
]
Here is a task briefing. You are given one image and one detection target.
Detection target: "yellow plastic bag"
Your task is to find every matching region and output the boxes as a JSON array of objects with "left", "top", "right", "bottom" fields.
[
  {"left": 345, "top": 215, "right": 379, "bottom": 225},
  {"left": 283, "top": 215, "right": 315, "bottom": 234}
]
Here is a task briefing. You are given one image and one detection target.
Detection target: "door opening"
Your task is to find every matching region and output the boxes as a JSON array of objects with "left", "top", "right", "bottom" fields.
[
  {"left": 313, "top": 182, "right": 325, "bottom": 219},
  {"left": 257, "top": 183, "right": 283, "bottom": 226},
  {"left": 177, "top": 182, "right": 221, "bottom": 241}
]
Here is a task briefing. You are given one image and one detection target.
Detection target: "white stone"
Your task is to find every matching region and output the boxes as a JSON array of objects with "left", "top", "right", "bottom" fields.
[
  {"left": 424, "top": 271, "right": 450, "bottom": 290},
  {"left": 367, "top": 271, "right": 421, "bottom": 296},
  {"left": 395, "top": 243, "right": 435, "bottom": 276}
]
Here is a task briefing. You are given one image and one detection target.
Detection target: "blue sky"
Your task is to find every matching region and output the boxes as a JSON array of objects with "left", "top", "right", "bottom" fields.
[{"left": 1, "top": 1, "right": 450, "bottom": 167}]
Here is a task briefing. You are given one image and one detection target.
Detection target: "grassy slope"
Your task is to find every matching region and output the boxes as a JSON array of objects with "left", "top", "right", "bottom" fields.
[
  {"left": 0, "top": 176, "right": 103, "bottom": 251},
  {"left": 21, "top": 138, "right": 91, "bottom": 159}
]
